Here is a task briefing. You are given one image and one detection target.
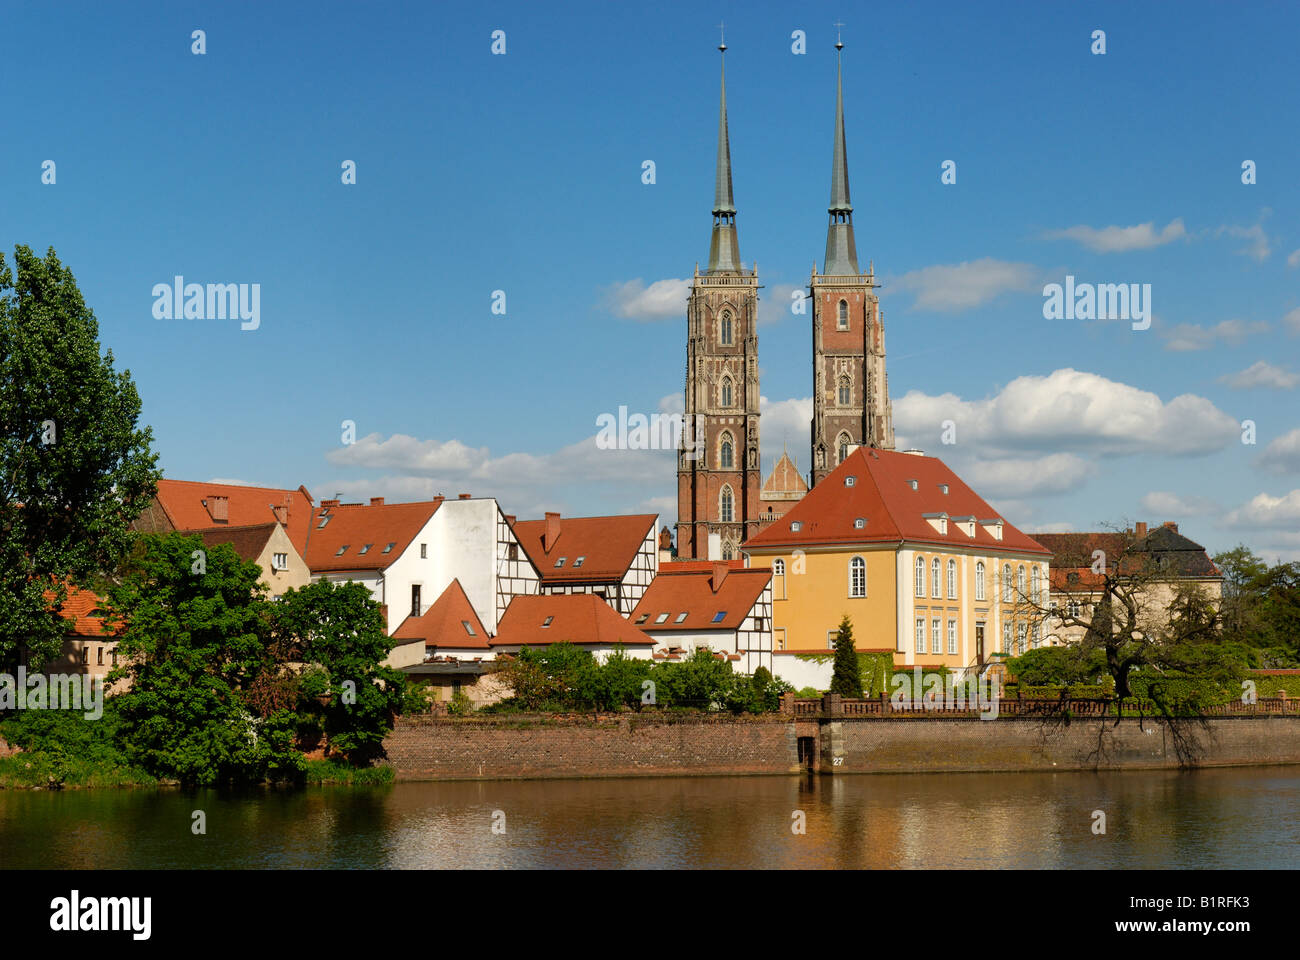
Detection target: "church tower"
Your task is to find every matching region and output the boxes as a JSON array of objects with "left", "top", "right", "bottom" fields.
[
  {"left": 677, "top": 38, "right": 762, "bottom": 561},
  {"left": 810, "top": 37, "right": 894, "bottom": 487}
]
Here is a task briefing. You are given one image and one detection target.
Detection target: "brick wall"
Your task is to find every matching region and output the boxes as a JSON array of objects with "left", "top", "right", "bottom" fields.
[{"left": 385, "top": 714, "right": 799, "bottom": 781}]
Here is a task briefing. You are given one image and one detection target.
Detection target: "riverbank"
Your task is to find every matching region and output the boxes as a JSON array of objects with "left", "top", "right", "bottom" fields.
[{"left": 384, "top": 713, "right": 1300, "bottom": 781}]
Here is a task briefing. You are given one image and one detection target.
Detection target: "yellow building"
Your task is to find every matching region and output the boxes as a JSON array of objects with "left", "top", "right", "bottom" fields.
[{"left": 743, "top": 447, "right": 1051, "bottom": 687}]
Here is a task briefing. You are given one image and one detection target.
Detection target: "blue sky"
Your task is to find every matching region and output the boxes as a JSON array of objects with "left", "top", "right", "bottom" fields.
[{"left": 3, "top": 0, "right": 1298, "bottom": 560}]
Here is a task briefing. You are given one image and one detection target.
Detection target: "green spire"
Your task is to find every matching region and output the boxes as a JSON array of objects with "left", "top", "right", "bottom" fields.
[
  {"left": 823, "top": 40, "right": 859, "bottom": 275},
  {"left": 707, "top": 40, "right": 741, "bottom": 274}
]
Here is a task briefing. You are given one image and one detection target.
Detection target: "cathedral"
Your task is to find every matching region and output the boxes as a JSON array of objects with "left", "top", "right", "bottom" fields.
[{"left": 675, "top": 37, "right": 894, "bottom": 560}]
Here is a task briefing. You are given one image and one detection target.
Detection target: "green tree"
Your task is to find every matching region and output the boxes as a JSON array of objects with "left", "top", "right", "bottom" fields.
[
  {"left": 104, "top": 533, "right": 301, "bottom": 786},
  {"left": 0, "top": 245, "right": 159, "bottom": 669},
  {"left": 269, "top": 579, "right": 406, "bottom": 764},
  {"left": 829, "top": 614, "right": 863, "bottom": 697}
]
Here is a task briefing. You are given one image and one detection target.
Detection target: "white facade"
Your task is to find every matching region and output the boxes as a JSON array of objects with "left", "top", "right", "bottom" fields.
[{"left": 537, "top": 523, "right": 659, "bottom": 615}]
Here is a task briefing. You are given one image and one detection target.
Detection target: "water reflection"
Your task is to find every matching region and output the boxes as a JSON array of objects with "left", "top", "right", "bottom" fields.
[{"left": 1, "top": 768, "right": 1297, "bottom": 869}]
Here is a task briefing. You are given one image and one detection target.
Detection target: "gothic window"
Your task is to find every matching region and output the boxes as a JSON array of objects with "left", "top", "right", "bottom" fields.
[
  {"left": 721, "top": 376, "right": 733, "bottom": 408},
  {"left": 931, "top": 558, "right": 941, "bottom": 598},
  {"left": 915, "top": 556, "right": 925, "bottom": 597},
  {"left": 975, "top": 561, "right": 986, "bottom": 601},
  {"left": 837, "top": 432, "right": 851, "bottom": 463},
  {"left": 849, "top": 556, "right": 866, "bottom": 597},
  {"left": 722, "top": 541, "right": 734, "bottom": 560},
  {"left": 720, "top": 485, "right": 734, "bottom": 523},
  {"left": 721, "top": 310, "right": 733, "bottom": 346},
  {"left": 837, "top": 299, "right": 849, "bottom": 330},
  {"left": 720, "top": 432, "right": 734, "bottom": 469},
  {"left": 838, "top": 376, "right": 851, "bottom": 406}
]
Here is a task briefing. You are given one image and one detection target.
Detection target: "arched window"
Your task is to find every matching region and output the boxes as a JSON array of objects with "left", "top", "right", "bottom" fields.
[
  {"left": 837, "top": 432, "right": 851, "bottom": 463},
  {"left": 975, "top": 561, "right": 986, "bottom": 601},
  {"left": 1031, "top": 566, "right": 1042, "bottom": 604},
  {"left": 1002, "top": 564, "right": 1012, "bottom": 602},
  {"left": 838, "top": 376, "right": 851, "bottom": 406},
  {"left": 721, "top": 541, "right": 734, "bottom": 560},
  {"left": 773, "top": 558, "right": 785, "bottom": 577},
  {"left": 721, "top": 310, "right": 733, "bottom": 345},
  {"left": 1017, "top": 565, "right": 1027, "bottom": 598},
  {"left": 849, "top": 556, "right": 866, "bottom": 597},
  {"left": 947, "top": 559, "right": 957, "bottom": 599},
  {"left": 721, "top": 376, "right": 733, "bottom": 408},
  {"left": 915, "top": 557, "right": 925, "bottom": 597},
  {"left": 719, "top": 432, "right": 734, "bottom": 469},
  {"left": 931, "top": 558, "right": 941, "bottom": 598},
  {"left": 837, "top": 299, "right": 849, "bottom": 330},
  {"left": 720, "top": 485, "right": 734, "bottom": 523},
  {"left": 1002, "top": 621, "right": 1012, "bottom": 653}
]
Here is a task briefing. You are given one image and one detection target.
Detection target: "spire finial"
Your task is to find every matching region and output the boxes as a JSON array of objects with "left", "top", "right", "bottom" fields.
[
  {"left": 718, "top": 20, "right": 726, "bottom": 52},
  {"left": 833, "top": 20, "right": 845, "bottom": 51},
  {"left": 706, "top": 32, "right": 741, "bottom": 274},
  {"left": 823, "top": 27, "right": 859, "bottom": 275}
]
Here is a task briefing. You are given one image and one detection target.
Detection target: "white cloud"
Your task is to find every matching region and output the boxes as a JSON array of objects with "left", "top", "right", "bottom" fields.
[
  {"left": 1219, "top": 360, "right": 1300, "bottom": 390},
  {"left": 1283, "top": 307, "right": 1300, "bottom": 336},
  {"left": 603, "top": 278, "right": 691, "bottom": 320},
  {"left": 1256, "top": 428, "right": 1300, "bottom": 474},
  {"left": 758, "top": 284, "right": 800, "bottom": 326},
  {"left": 1139, "top": 491, "right": 1220, "bottom": 517},
  {"left": 1216, "top": 220, "right": 1271, "bottom": 262},
  {"left": 891, "top": 258, "right": 1040, "bottom": 312},
  {"left": 758, "top": 395, "right": 812, "bottom": 467},
  {"left": 959, "top": 453, "right": 1096, "bottom": 498},
  {"left": 893, "top": 368, "right": 1239, "bottom": 458},
  {"left": 1222, "top": 489, "right": 1300, "bottom": 528},
  {"left": 1161, "top": 318, "right": 1269, "bottom": 352},
  {"left": 1288, "top": 249, "right": 1300, "bottom": 269},
  {"left": 1046, "top": 218, "right": 1186, "bottom": 253},
  {"left": 1022, "top": 521, "right": 1078, "bottom": 534}
]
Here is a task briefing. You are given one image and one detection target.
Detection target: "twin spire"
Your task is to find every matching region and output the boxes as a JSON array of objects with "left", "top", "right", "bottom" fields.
[{"left": 705, "top": 34, "right": 861, "bottom": 277}]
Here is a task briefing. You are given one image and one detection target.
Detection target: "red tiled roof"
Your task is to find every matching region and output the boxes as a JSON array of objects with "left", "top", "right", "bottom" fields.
[
  {"left": 186, "top": 523, "right": 279, "bottom": 563},
  {"left": 393, "top": 579, "right": 490, "bottom": 649},
  {"left": 44, "top": 585, "right": 118, "bottom": 638},
  {"left": 304, "top": 499, "right": 441, "bottom": 572},
  {"left": 492, "top": 594, "right": 655, "bottom": 648},
  {"left": 511, "top": 513, "right": 655, "bottom": 582},
  {"left": 744, "top": 448, "right": 1049, "bottom": 556},
  {"left": 153, "top": 479, "right": 315, "bottom": 554},
  {"left": 761, "top": 450, "right": 809, "bottom": 498},
  {"left": 631, "top": 563, "right": 771, "bottom": 631}
]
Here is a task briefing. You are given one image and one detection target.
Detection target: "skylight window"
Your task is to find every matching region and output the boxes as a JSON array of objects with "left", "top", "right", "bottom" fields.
[
  {"left": 938, "top": 483, "right": 949, "bottom": 495},
  {"left": 359, "top": 543, "right": 372, "bottom": 555},
  {"left": 674, "top": 612, "right": 688, "bottom": 623},
  {"left": 655, "top": 613, "right": 669, "bottom": 624},
  {"left": 542, "top": 616, "right": 554, "bottom": 627},
  {"left": 573, "top": 556, "right": 585, "bottom": 567},
  {"left": 711, "top": 611, "right": 727, "bottom": 623},
  {"left": 554, "top": 558, "right": 566, "bottom": 568},
  {"left": 635, "top": 613, "right": 649, "bottom": 624},
  {"left": 790, "top": 521, "right": 802, "bottom": 532},
  {"left": 462, "top": 620, "right": 476, "bottom": 636},
  {"left": 335, "top": 545, "right": 349, "bottom": 556},
  {"left": 844, "top": 476, "right": 856, "bottom": 487},
  {"left": 854, "top": 518, "right": 866, "bottom": 529},
  {"left": 382, "top": 542, "right": 396, "bottom": 554},
  {"left": 908, "top": 480, "right": 918, "bottom": 491},
  {"left": 317, "top": 516, "right": 330, "bottom": 529}
]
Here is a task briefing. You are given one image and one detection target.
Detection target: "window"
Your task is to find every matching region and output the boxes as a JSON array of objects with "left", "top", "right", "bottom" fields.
[
  {"left": 931, "top": 619, "right": 941, "bottom": 655},
  {"left": 554, "top": 557, "right": 566, "bottom": 568},
  {"left": 720, "top": 433, "right": 734, "bottom": 469},
  {"left": 273, "top": 552, "right": 288, "bottom": 570},
  {"left": 721, "top": 376, "right": 733, "bottom": 407},
  {"left": 635, "top": 613, "right": 649, "bottom": 624},
  {"left": 359, "top": 543, "right": 372, "bottom": 555},
  {"left": 1017, "top": 565, "right": 1027, "bottom": 599},
  {"left": 975, "top": 561, "right": 986, "bottom": 601},
  {"left": 675, "top": 612, "right": 688, "bottom": 623},
  {"left": 773, "top": 558, "right": 785, "bottom": 577},
  {"left": 411, "top": 585, "right": 421, "bottom": 617},
  {"left": 1031, "top": 566, "right": 1042, "bottom": 604},
  {"left": 838, "top": 376, "right": 851, "bottom": 406},
  {"left": 81, "top": 648, "right": 88, "bottom": 664},
  {"left": 754, "top": 617, "right": 764, "bottom": 631},
  {"left": 382, "top": 542, "right": 396, "bottom": 554},
  {"left": 827, "top": 630, "right": 837, "bottom": 650},
  {"left": 508, "top": 543, "right": 518, "bottom": 561},
  {"left": 790, "top": 521, "right": 802, "bottom": 532},
  {"left": 420, "top": 543, "right": 427, "bottom": 559},
  {"left": 931, "top": 558, "right": 941, "bottom": 598},
  {"left": 915, "top": 556, "right": 926, "bottom": 597},
  {"left": 720, "top": 486, "right": 734, "bottom": 523},
  {"left": 1002, "top": 564, "right": 1012, "bottom": 602},
  {"left": 542, "top": 616, "right": 554, "bottom": 627},
  {"left": 837, "top": 298, "right": 849, "bottom": 330},
  {"left": 849, "top": 556, "right": 866, "bottom": 597},
  {"left": 711, "top": 611, "right": 727, "bottom": 623},
  {"left": 462, "top": 620, "right": 476, "bottom": 636},
  {"left": 916, "top": 618, "right": 926, "bottom": 654},
  {"left": 655, "top": 613, "right": 669, "bottom": 624},
  {"left": 947, "top": 559, "right": 957, "bottom": 599},
  {"left": 317, "top": 515, "right": 330, "bottom": 529},
  {"left": 97, "top": 647, "right": 104, "bottom": 666},
  {"left": 1016, "top": 622, "right": 1027, "bottom": 654},
  {"left": 947, "top": 619, "right": 957, "bottom": 655},
  {"left": 574, "top": 556, "right": 585, "bottom": 568},
  {"left": 837, "top": 432, "right": 851, "bottom": 463},
  {"left": 336, "top": 544, "right": 349, "bottom": 556},
  {"left": 854, "top": 517, "right": 865, "bottom": 529},
  {"left": 1067, "top": 600, "right": 1080, "bottom": 618},
  {"left": 1002, "top": 621, "right": 1012, "bottom": 653},
  {"left": 1033, "top": 621, "right": 1042, "bottom": 648},
  {"left": 721, "top": 309, "right": 733, "bottom": 345},
  {"left": 722, "top": 541, "right": 734, "bottom": 560},
  {"left": 844, "top": 476, "right": 856, "bottom": 487}
]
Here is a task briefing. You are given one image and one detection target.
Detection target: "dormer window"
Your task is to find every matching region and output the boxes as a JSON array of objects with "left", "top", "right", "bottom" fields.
[
  {"left": 790, "top": 521, "right": 802, "bottom": 532},
  {"left": 844, "top": 476, "right": 856, "bottom": 487},
  {"left": 908, "top": 479, "right": 918, "bottom": 491},
  {"left": 938, "top": 484, "right": 949, "bottom": 495},
  {"left": 854, "top": 518, "right": 866, "bottom": 529}
]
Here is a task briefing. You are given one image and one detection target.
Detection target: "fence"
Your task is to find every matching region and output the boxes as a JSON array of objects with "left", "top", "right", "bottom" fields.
[{"left": 781, "top": 693, "right": 1298, "bottom": 719}]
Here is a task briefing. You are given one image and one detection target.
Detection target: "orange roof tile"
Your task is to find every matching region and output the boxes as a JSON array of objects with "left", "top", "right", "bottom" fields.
[
  {"left": 153, "top": 479, "right": 315, "bottom": 554},
  {"left": 393, "top": 579, "right": 490, "bottom": 649},
  {"left": 631, "top": 563, "right": 771, "bottom": 631},
  {"left": 186, "top": 523, "right": 279, "bottom": 563},
  {"left": 744, "top": 448, "right": 1050, "bottom": 556},
  {"left": 43, "top": 585, "right": 118, "bottom": 638},
  {"left": 304, "top": 499, "right": 441, "bottom": 572},
  {"left": 492, "top": 594, "right": 655, "bottom": 648},
  {"left": 511, "top": 513, "right": 655, "bottom": 582}
]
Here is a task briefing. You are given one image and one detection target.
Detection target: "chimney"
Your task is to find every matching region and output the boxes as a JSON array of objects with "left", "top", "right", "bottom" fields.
[
  {"left": 1135, "top": 521, "right": 1148, "bottom": 537},
  {"left": 659, "top": 527, "right": 673, "bottom": 550},
  {"left": 458, "top": 493, "right": 471, "bottom": 500},
  {"left": 271, "top": 504, "right": 288, "bottom": 525},
  {"left": 1163, "top": 521, "right": 1178, "bottom": 533},
  {"left": 370, "top": 497, "right": 385, "bottom": 507},
  {"left": 321, "top": 499, "right": 341, "bottom": 508},
  {"left": 206, "top": 495, "right": 229, "bottom": 522},
  {"left": 711, "top": 561, "right": 729, "bottom": 592},
  {"left": 504, "top": 514, "right": 516, "bottom": 526},
  {"left": 543, "top": 512, "right": 561, "bottom": 551}
]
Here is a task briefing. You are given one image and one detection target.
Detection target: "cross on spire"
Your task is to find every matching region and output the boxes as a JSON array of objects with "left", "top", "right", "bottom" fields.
[
  {"left": 717, "top": 20, "right": 726, "bottom": 51},
  {"left": 833, "top": 20, "right": 845, "bottom": 50}
]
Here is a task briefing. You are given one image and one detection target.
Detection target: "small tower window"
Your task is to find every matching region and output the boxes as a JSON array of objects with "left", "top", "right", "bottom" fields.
[
  {"left": 837, "top": 432, "right": 851, "bottom": 463},
  {"left": 720, "top": 432, "right": 734, "bottom": 469},
  {"left": 721, "top": 310, "right": 733, "bottom": 345},
  {"left": 838, "top": 375, "right": 851, "bottom": 406},
  {"left": 721, "top": 376, "right": 733, "bottom": 408},
  {"left": 720, "top": 485, "right": 734, "bottom": 523},
  {"left": 837, "top": 299, "right": 849, "bottom": 330}
]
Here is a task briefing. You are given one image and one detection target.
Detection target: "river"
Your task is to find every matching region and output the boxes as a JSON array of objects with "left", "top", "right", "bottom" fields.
[{"left": 2, "top": 767, "right": 1297, "bottom": 868}]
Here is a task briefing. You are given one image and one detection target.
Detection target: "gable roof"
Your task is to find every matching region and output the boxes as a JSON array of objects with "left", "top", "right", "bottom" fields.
[
  {"left": 186, "top": 523, "right": 280, "bottom": 563},
  {"left": 493, "top": 594, "right": 655, "bottom": 648},
  {"left": 304, "top": 499, "right": 442, "bottom": 573},
  {"left": 150, "top": 479, "right": 315, "bottom": 554},
  {"left": 510, "top": 513, "right": 656, "bottom": 582},
  {"left": 761, "top": 449, "right": 809, "bottom": 500},
  {"left": 44, "top": 585, "right": 118, "bottom": 638},
  {"left": 1035, "top": 523, "right": 1220, "bottom": 590},
  {"left": 744, "top": 447, "right": 1049, "bottom": 556},
  {"left": 392, "top": 578, "right": 490, "bottom": 650},
  {"left": 631, "top": 561, "right": 770, "bottom": 631}
]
